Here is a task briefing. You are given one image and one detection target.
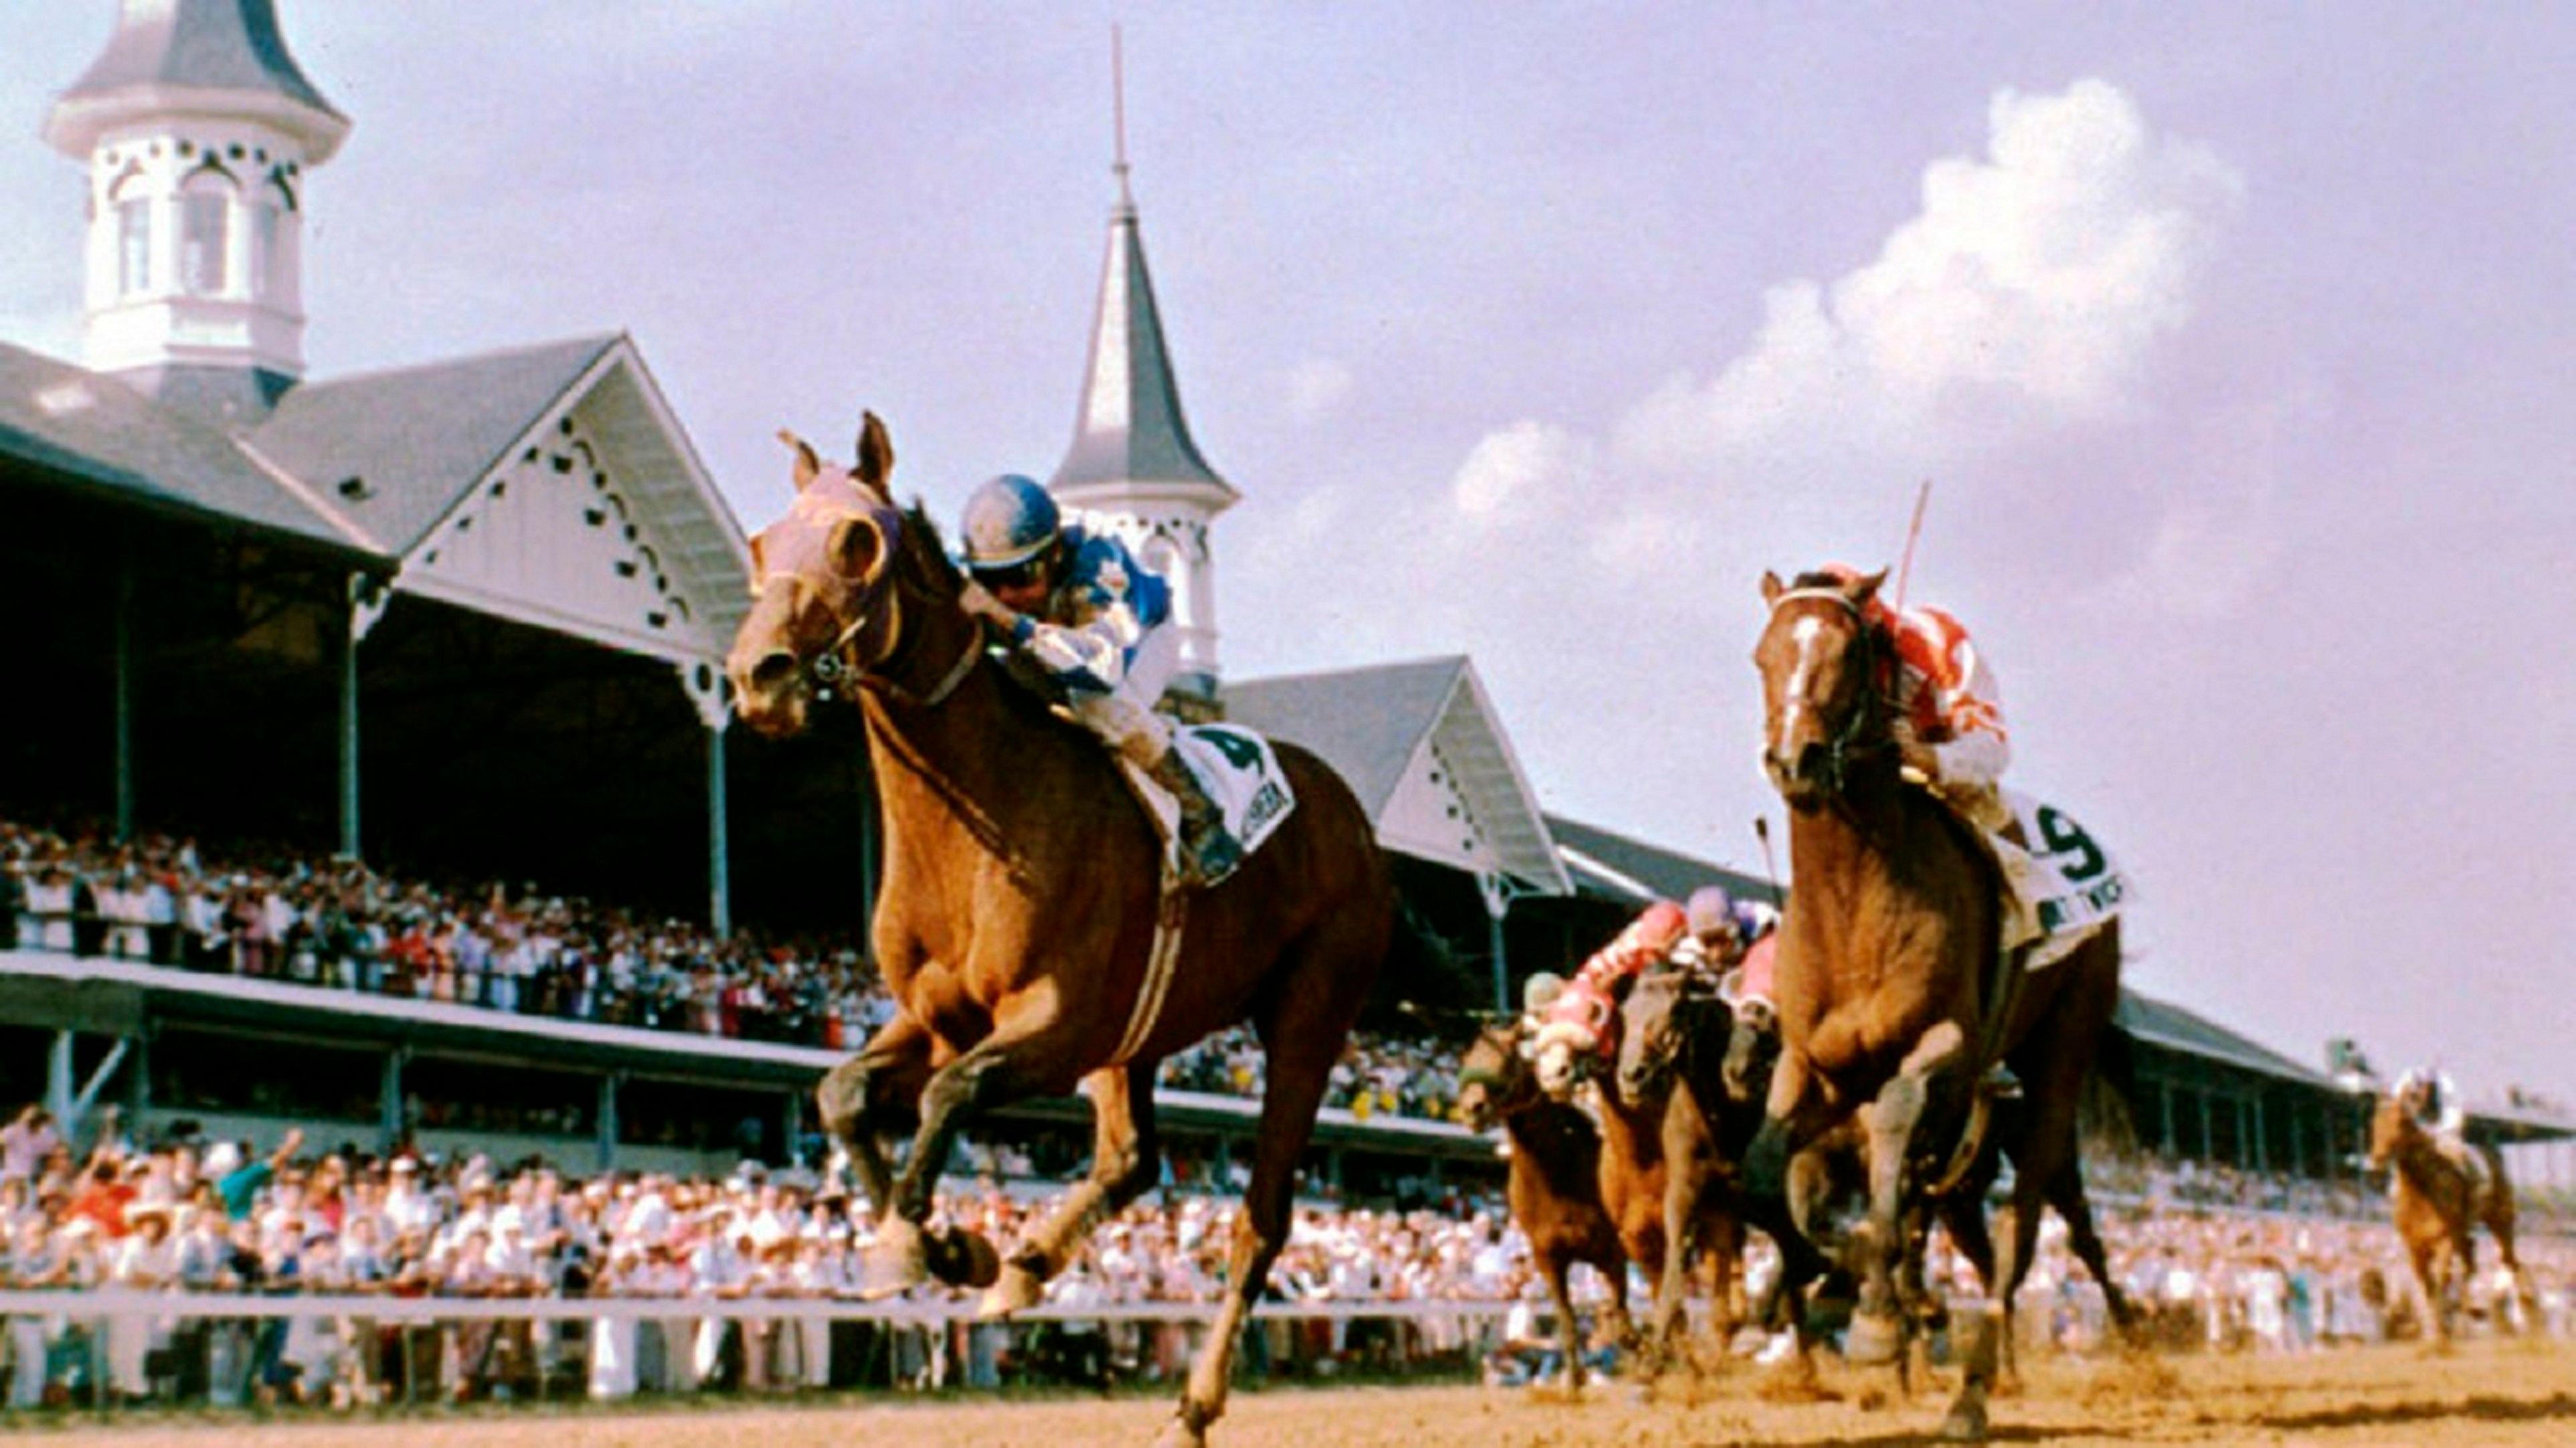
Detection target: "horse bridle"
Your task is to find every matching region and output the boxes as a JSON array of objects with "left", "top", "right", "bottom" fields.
[
  {"left": 1766, "top": 585, "right": 1894, "bottom": 800},
  {"left": 775, "top": 498, "right": 981, "bottom": 711}
]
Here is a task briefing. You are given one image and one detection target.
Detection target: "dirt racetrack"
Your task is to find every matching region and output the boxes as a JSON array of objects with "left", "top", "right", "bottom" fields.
[{"left": 45, "top": 1338, "right": 2576, "bottom": 1447}]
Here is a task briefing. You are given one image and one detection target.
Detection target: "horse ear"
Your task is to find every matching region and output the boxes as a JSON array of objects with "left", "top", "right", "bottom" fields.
[
  {"left": 827, "top": 514, "right": 886, "bottom": 583},
  {"left": 778, "top": 430, "right": 822, "bottom": 492},
  {"left": 745, "top": 533, "right": 769, "bottom": 591},
  {"left": 854, "top": 412, "right": 895, "bottom": 500},
  {"left": 1760, "top": 570, "right": 1784, "bottom": 607},
  {"left": 1851, "top": 568, "right": 1888, "bottom": 608}
]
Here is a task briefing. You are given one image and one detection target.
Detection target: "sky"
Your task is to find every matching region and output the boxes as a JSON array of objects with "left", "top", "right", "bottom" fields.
[{"left": 5, "top": 3, "right": 2575, "bottom": 1111}]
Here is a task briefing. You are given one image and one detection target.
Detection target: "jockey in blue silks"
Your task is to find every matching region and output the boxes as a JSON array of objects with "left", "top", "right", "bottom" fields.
[{"left": 952, "top": 474, "right": 1243, "bottom": 887}]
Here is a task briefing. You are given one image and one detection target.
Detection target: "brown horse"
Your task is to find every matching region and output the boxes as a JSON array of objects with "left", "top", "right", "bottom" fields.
[
  {"left": 1744, "top": 566, "right": 2134, "bottom": 1440},
  {"left": 725, "top": 415, "right": 1400, "bottom": 1445},
  {"left": 1455, "top": 1020, "right": 1636, "bottom": 1388},
  {"left": 2367, "top": 1089, "right": 2537, "bottom": 1341},
  {"left": 1610, "top": 966, "right": 1755, "bottom": 1368}
]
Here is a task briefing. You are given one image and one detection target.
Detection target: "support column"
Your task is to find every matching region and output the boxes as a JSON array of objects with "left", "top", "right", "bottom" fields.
[
  {"left": 680, "top": 662, "right": 733, "bottom": 935},
  {"left": 2250, "top": 1095, "right": 2268, "bottom": 1174},
  {"left": 2158, "top": 1078, "right": 2177, "bottom": 1156},
  {"left": 47, "top": 1030, "right": 75, "bottom": 1134},
  {"left": 343, "top": 573, "right": 391, "bottom": 861},
  {"left": 1477, "top": 873, "right": 1513, "bottom": 1015},
  {"left": 379, "top": 1047, "right": 407, "bottom": 1154},
  {"left": 112, "top": 547, "right": 136, "bottom": 842},
  {"left": 782, "top": 1089, "right": 803, "bottom": 1169},
  {"left": 598, "top": 1073, "right": 622, "bottom": 1175}
]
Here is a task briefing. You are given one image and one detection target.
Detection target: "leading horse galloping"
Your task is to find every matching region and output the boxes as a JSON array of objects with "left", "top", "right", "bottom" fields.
[
  {"left": 2367, "top": 1089, "right": 2537, "bottom": 1342},
  {"left": 726, "top": 415, "right": 1398, "bottom": 1445},
  {"left": 1745, "top": 567, "right": 2132, "bottom": 1441}
]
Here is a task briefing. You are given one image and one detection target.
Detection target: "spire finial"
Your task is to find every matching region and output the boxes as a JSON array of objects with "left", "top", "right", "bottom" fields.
[{"left": 1111, "top": 24, "right": 1133, "bottom": 211}]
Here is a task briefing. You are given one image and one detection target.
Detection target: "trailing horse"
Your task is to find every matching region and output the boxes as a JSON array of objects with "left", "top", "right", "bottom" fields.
[
  {"left": 1744, "top": 566, "right": 2134, "bottom": 1441},
  {"left": 1609, "top": 965, "right": 1756, "bottom": 1369},
  {"left": 2367, "top": 1087, "right": 2538, "bottom": 1342},
  {"left": 1455, "top": 1019, "right": 1636, "bottom": 1388},
  {"left": 725, "top": 415, "right": 1401, "bottom": 1446}
]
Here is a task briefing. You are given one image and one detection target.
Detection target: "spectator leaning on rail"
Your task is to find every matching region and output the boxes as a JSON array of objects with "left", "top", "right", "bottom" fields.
[{"left": 950, "top": 473, "right": 1243, "bottom": 887}]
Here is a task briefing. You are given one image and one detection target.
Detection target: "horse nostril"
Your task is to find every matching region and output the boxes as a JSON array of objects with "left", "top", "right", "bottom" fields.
[{"left": 748, "top": 652, "right": 798, "bottom": 693}]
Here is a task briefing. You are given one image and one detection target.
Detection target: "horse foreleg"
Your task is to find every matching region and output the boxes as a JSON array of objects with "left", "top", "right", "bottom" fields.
[
  {"left": 1539, "top": 1250, "right": 1588, "bottom": 1392},
  {"left": 817, "top": 1012, "right": 936, "bottom": 1214},
  {"left": 983, "top": 1060, "right": 1162, "bottom": 1317},
  {"left": 866, "top": 1023, "right": 1063, "bottom": 1297},
  {"left": 1649, "top": 1097, "right": 1710, "bottom": 1373}
]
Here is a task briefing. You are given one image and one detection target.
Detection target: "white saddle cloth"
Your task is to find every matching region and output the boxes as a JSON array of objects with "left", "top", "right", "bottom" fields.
[
  {"left": 2003, "top": 789, "right": 2131, "bottom": 972},
  {"left": 1117, "top": 722, "right": 1297, "bottom": 878}
]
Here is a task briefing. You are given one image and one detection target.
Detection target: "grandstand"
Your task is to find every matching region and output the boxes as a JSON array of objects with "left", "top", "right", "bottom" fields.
[{"left": 5, "top": 0, "right": 2568, "bottom": 1210}]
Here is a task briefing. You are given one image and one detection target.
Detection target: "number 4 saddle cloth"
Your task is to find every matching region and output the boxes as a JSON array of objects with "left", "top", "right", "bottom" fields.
[
  {"left": 2001, "top": 788, "right": 2131, "bottom": 972},
  {"left": 1117, "top": 722, "right": 1298, "bottom": 886}
]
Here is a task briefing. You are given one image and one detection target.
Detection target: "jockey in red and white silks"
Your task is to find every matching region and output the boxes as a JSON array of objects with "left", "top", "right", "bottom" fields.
[
  {"left": 1813, "top": 564, "right": 2039, "bottom": 947},
  {"left": 1881, "top": 602, "right": 2011, "bottom": 834},
  {"left": 1531, "top": 900, "right": 1691, "bottom": 1094}
]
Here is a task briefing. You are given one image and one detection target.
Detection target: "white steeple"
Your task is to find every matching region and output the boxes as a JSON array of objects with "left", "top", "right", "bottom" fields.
[
  {"left": 44, "top": 0, "right": 349, "bottom": 419},
  {"left": 1047, "top": 31, "right": 1238, "bottom": 704}
]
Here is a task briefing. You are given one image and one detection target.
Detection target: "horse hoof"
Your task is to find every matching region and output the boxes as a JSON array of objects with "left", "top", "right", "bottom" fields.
[
  {"left": 1938, "top": 1397, "right": 1989, "bottom": 1442},
  {"left": 1845, "top": 1309, "right": 1904, "bottom": 1366},
  {"left": 860, "top": 1219, "right": 929, "bottom": 1297},
  {"left": 980, "top": 1262, "right": 1044, "bottom": 1319},
  {"left": 927, "top": 1227, "right": 1002, "bottom": 1289},
  {"left": 1152, "top": 1416, "right": 1207, "bottom": 1448}
]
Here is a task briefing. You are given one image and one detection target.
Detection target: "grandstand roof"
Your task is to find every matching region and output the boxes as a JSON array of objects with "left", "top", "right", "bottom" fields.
[
  {"left": 252, "top": 335, "right": 620, "bottom": 555},
  {"left": 0, "top": 341, "right": 375, "bottom": 560},
  {"left": 252, "top": 333, "right": 753, "bottom": 666},
  {"left": 1544, "top": 812, "right": 1776, "bottom": 907},
  {"left": 1224, "top": 656, "right": 1570, "bottom": 894},
  {"left": 2116, "top": 990, "right": 2335, "bottom": 1085}
]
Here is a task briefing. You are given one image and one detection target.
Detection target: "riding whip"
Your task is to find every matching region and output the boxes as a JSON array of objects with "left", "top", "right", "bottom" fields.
[{"left": 1892, "top": 478, "right": 1932, "bottom": 612}]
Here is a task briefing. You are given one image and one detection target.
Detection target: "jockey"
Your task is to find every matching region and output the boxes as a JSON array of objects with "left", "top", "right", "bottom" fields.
[
  {"left": 1530, "top": 887, "right": 1744, "bottom": 1093},
  {"left": 952, "top": 474, "right": 1243, "bottom": 886},
  {"left": 1817, "top": 563, "right": 2040, "bottom": 947},
  {"left": 2396, "top": 1066, "right": 2468, "bottom": 1151}
]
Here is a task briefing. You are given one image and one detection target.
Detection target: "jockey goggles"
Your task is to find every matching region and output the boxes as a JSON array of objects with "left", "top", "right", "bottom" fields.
[{"left": 968, "top": 547, "right": 1057, "bottom": 593}]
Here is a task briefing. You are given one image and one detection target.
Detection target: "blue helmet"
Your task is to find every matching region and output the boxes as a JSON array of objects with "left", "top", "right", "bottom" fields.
[{"left": 959, "top": 474, "right": 1061, "bottom": 571}]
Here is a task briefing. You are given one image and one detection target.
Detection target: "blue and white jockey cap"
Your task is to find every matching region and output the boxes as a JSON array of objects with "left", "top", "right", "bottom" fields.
[{"left": 959, "top": 474, "right": 1061, "bottom": 571}]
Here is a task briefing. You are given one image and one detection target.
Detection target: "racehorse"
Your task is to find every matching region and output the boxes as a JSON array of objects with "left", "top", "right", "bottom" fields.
[
  {"left": 1744, "top": 566, "right": 2134, "bottom": 1440},
  {"left": 1455, "top": 1020, "right": 1636, "bottom": 1388},
  {"left": 725, "top": 415, "right": 1402, "bottom": 1445},
  {"left": 2367, "top": 1087, "right": 2538, "bottom": 1342},
  {"left": 1610, "top": 966, "right": 1756, "bottom": 1368}
]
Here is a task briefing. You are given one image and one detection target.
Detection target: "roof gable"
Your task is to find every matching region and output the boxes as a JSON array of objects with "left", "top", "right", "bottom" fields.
[
  {"left": 1223, "top": 656, "right": 1568, "bottom": 893},
  {"left": 1544, "top": 814, "right": 1776, "bottom": 907},
  {"left": 252, "top": 335, "right": 619, "bottom": 555}
]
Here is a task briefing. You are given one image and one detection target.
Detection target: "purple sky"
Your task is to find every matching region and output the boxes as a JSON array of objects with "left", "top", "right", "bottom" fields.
[{"left": 6, "top": 3, "right": 2573, "bottom": 1111}]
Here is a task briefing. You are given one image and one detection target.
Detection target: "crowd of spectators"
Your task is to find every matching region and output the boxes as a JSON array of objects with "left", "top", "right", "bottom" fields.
[
  {"left": 3, "top": 1102, "right": 2571, "bottom": 1413},
  {"left": 0, "top": 814, "right": 1459, "bottom": 1123}
]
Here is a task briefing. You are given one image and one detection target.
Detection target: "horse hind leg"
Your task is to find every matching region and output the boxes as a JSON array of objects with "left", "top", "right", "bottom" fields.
[{"left": 1165, "top": 927, "right": 1373, "bottom": 1447}]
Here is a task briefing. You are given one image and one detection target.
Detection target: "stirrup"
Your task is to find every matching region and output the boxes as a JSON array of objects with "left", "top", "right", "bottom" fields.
[{"left": 1981, "top": 1063, "right": 2024, "bottom": 1101}]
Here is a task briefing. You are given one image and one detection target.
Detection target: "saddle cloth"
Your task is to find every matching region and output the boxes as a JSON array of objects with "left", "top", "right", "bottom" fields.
[
  {"left": 2002, "top": 789, "right": 2131, "bottom": 972},
  {"left": 1118, "top": 722, "right": 1297, "bottom": 881}
]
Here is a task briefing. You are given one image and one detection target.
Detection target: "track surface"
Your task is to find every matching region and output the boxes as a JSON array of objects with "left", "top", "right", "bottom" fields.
[{"left": 41, "top": 1339, "right": 2576, "bottom": 1446}]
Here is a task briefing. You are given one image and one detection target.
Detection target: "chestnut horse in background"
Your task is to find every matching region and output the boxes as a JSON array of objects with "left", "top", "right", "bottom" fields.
[
  {"left": 726, "top": 415, "right": 1399, "bottom": 1447},
  {"left": 1745, "top": 567, "right": 2132, "bottom": 1441},
  {"left": 2368, "top": 1089, "right": 2538, "bottom": 1342},
  {"left": 1611, "top": 966, "right": 1756, "bottom": 1369},
  {"left": 1455, "top": 1020, "right": 1636, "bottom": 1388}
]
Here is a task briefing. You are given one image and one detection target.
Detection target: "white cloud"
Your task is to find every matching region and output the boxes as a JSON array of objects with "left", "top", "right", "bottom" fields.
[
  {"left": 1285, "top": 357, "right": 1354, "bottom": 422},
  {"left": 1615, "top": 78, "right": 2241, "bottom": 472},
  {"left": 1449, "top": 419, "right": 1597, "bottom": 527},
  {"left": 2101, "top": 501, "right": 2282, "bottom": 621}
]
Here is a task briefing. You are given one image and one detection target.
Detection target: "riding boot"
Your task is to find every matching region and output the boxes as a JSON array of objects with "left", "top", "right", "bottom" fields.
[{"left": 1143, "top": 749, "right": 1245, "bottom": 889}]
